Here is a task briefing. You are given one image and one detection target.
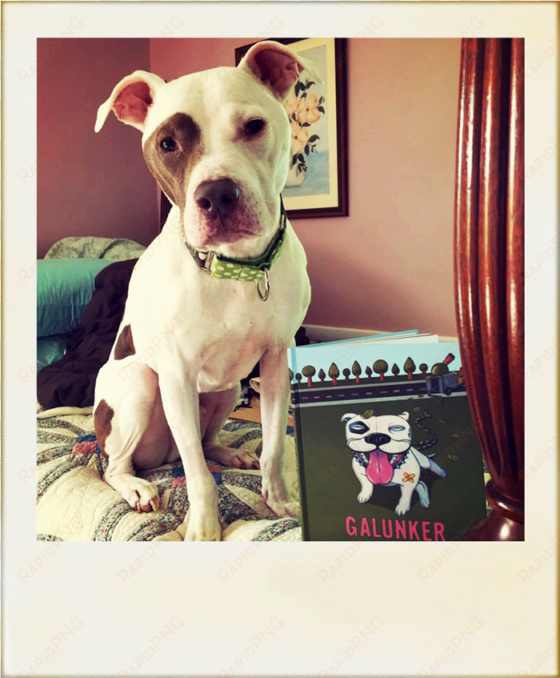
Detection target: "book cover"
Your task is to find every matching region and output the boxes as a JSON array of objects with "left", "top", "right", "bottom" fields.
[{"left": 289, "top": 338, "right": 488, "bottom": 541}]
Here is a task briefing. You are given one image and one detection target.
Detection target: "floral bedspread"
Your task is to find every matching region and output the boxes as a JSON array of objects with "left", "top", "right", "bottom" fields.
[{"left": 37, "top": 414, "right": 302, "bottom": 542}]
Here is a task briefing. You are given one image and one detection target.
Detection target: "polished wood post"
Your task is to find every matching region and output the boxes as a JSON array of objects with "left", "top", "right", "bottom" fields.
[{"left": 454, "top": 39, "right": 524, "bottom": 540}]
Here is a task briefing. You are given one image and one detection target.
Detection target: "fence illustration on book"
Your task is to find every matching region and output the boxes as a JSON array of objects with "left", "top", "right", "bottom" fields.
[
  {"left": 290, "top": 352, "right": 461, "bottom": 389},
  {"left": 289, "top": 352, "right": 465, "bottom": 411}
]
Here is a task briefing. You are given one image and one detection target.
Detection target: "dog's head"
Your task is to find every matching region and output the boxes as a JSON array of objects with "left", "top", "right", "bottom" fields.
[
  {"left": 95, "top": 41, "right": 320, "bottom": 254},
  {"left": 341, "top": 412, "right": 412, "bottom": 456}
]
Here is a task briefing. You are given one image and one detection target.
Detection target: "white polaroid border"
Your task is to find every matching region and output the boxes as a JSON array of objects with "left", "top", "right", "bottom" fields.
[{"left": 2, "top": 2, "right": 557, "bottom": 677}]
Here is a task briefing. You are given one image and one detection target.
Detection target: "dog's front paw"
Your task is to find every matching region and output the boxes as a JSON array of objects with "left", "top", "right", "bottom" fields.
[
  {"left": 357, "top": 489, "right": 373, "bottom": 503},
  {"left": 184, "top": 512, "right": 222, "bottom": 541},
  {"left": 395, "top": 501, "right": 411, "bottom": 516},
  {"left": 263, "top": 482, "right": 300, "bottom": 518},
  {"left": 117, "top": 477, "right": 160, "bottom": 513},
  {"left": 268, "top": 500, "right": 300, "bottom": 518},
  {"left": 204, "top": 444, "right": 260, "bottom": 470}
]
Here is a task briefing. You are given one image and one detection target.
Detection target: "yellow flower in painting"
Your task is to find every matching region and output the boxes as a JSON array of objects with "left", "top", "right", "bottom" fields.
[
  {"left": 296, "top": 93, "right": 322, "bottom": 125},
  {"left": 284, "top": 90, "right": 298, "bottom": 118},
  {"left": 290, "top": 120, "right": 310, "bottom": 156}
]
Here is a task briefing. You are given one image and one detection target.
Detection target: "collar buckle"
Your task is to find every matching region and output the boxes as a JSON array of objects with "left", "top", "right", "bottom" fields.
[{"left": 198, "top": 250, "right": 215, "bottom": 274}]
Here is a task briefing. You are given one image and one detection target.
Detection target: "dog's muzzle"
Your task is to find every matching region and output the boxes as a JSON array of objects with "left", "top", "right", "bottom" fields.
[{"left": 365, "top": 433, "right": 391, "bottom": 447}]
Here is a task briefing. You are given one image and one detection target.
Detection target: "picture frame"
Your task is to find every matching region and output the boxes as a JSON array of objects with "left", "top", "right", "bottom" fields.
[{"left": 235, "top": 37, "right": 349, "bottom": 219}]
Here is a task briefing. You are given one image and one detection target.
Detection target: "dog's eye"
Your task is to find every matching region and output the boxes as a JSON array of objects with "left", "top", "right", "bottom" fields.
[
  {"left": 389, "top": 425, "right": 406, "bottom": 433},
  {"left": 160, "top": 137, "right": 177, "bottom": 152},
  {"left": 245, "top": 119, "right": 265, "bottom": 136},
  {"left": 349, "top": 422, "right": 368, "bottom": 434}
]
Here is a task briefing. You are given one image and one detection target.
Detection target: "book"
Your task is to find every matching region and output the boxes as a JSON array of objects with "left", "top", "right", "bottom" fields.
[{"left": 288, "top": 333, "right": 488, "bottom": 541}]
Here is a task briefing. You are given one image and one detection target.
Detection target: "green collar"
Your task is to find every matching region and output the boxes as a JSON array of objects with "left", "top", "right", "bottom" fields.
[{"left": 183, "top": 197, "right": 287, "bottom": 301}]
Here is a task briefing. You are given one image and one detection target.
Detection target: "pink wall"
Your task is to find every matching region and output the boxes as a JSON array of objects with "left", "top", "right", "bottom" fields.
[
  {"left": 150, "top": 38, "right": 461, "bottom": 337},
  {"left": 37, "top": 39, "right": 160, "bottom": 258},
  {"left": 150, "top": 37, "right": 247, "bottom": 78}
]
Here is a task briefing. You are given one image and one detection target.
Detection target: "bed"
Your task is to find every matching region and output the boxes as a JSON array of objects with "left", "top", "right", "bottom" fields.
[
  {"left": 36, "top": 236, "right": 302, "bottom": 541},
  {"left": 37, "top": 412, "right": 301, "bottom": 542}
]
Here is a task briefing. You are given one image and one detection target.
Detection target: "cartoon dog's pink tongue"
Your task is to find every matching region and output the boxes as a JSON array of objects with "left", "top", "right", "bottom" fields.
[{"left": 366, "top": 450, "right": 394, "bottom": 484}]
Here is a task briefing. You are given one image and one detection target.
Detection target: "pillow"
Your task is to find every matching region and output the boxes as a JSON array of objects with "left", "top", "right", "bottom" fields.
[
  {"left": 37, "top": 335, "right": 67, "bottom": 373},
  {"left": 37, "top": 258, "right": 112, "bottom": 338}
]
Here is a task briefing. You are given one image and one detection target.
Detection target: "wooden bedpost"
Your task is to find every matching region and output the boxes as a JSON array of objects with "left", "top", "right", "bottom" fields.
[{"left": 454, "top": 38, "right": 525, "bottom": 540}]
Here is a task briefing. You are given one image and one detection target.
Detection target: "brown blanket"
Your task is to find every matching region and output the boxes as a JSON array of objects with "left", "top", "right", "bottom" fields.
[{"left": 37, "top": 259, "right": 137, "bottom": 408}]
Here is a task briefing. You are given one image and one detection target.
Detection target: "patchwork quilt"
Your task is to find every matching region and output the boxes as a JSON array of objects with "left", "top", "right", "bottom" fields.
[
  {"left": 37, "top": 414, "right": 302, "bottom": 542},
  {"left": 44, "top": 235, "right": 146, "bottom": 262}
]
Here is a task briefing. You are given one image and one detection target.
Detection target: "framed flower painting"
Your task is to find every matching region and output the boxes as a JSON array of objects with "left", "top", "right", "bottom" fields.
[{"left": 235, "top": 37, "right": 349, "bottom": 219}]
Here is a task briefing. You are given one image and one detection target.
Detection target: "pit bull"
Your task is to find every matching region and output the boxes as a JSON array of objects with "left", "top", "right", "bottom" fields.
[
  {"left": 341, "top": 412, "right": 447, "bottom": 515},
  {"left": 93, "top": 41, "right": 319, "bottom": 540}
]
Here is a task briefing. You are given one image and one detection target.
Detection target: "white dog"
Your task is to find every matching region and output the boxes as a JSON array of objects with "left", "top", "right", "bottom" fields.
[
  {"left": 341, "top": 412, "right": 447, "bottom": 515},
  {"left": 93, "top": 42, "right": 319, "bottom": 540}
]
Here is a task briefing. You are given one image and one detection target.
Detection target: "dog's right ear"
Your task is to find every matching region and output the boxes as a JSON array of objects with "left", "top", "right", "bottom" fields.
[
  {"left": 341, "top": 413, "right": 357, "bottom": 424},
  {"left": 95, "top": 71, "right": 166, "bottom": 133}
]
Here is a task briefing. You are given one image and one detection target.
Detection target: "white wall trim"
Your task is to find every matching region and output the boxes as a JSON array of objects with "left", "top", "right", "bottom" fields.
[{"left": 303, "top": 324, "right": 458, "bottom": 344}]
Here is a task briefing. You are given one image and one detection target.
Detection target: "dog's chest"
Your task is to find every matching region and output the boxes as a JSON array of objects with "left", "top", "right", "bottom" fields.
[
  {"left": 196, "top": 333, "right": 265, "bottom": 391},
  {"left": 194, "top": 307, "right": 282, "bottom": 391},
  {"left": 174, "top": 284, "right": 290, "bottom": 389}
]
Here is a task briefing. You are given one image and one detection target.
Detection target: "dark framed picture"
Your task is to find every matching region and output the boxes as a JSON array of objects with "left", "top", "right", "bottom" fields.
[{"left": 235, "top": 37, "right": 349, "bottom": 219}]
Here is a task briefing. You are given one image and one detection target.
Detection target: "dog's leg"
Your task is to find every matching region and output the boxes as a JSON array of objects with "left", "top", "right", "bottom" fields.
[
  {"left": 352, "top": 457, "right": 374, "bottom": 503},
  {"left": 164, "top": 401, "right": 208, "bottom": 464},
  {"left": 416, "top": 480, "right": 430, "bottom": 508},
  {"left": 395, "top": 482, "right": 415, "bottom": 516},
  {"left": 411, "top": 448, "right": 447, "bottom": 478},
  {"left": 98, "top": 362, "right": 164, "bottom": 512},
  {"left": 158, "top": 364, "right": 221, "bottom": 541},
  {"left": 200, "top": 385, "right": 260, "bottom": 470},
  {"left": 428, "top": 458, "right": 447, "bottom": 478},
  {"left": 259, "top": 347, "right": 299, "bottom": 517}
]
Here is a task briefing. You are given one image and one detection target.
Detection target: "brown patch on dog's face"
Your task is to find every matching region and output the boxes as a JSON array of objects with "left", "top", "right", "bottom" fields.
[
  {"left": 114, "top": 324, "right": 135, "bottom": 360},
  {"left": 143, "top": 113, "right": 203, "bottom": 213},
  {"left": 94, "top": 399, "right": 114, "bottom": 453}
]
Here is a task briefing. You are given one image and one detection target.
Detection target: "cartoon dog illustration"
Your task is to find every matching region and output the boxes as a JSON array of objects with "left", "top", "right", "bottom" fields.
[{"left": 341, "top": 411, "right": 447, "bottom": 516}]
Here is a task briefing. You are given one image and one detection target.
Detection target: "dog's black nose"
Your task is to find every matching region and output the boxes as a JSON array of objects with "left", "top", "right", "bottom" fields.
[
  {"left": 194, "top": 179, "right": 239, "bottom": 219},
  {"left": 365, "top": 433, "right": 391, "bottom": 447}
]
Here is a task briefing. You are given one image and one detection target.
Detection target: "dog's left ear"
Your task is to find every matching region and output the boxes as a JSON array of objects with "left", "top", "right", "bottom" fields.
[
  {"left": 341, "top": 413, "right": 357, "bottom": 423},
  {"left": 238, "top": 40, "right": 322, "bottom": 102},
  {"left": 95, "top": 70, "right": 166, "bottom": 133},
  {"left": 399, "top": 412, "right": 410, "bottom": 421}
]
